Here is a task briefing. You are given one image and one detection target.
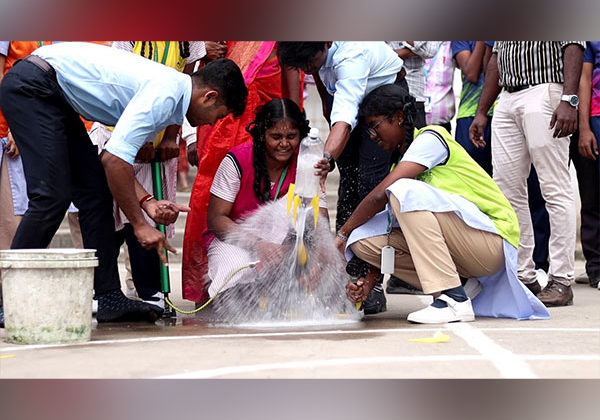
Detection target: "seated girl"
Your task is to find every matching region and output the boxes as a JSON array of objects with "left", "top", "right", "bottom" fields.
[
  {"left": 336, "top": 84, "right": 549, "bottom": 324},
  {"left": 205, "top": 98, "right": 331, "bottom": 308}
]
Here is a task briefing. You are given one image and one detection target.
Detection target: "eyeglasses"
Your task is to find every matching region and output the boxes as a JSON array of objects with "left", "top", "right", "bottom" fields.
[{"left": 366, "top": 118, "right": 387, "bottom": 138}]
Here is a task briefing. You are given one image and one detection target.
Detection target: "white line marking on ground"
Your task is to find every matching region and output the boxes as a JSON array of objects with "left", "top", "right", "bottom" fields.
[
  {"left": 159, "top": 353, "right": 600, "bottom": 379},
  {"left": 0, "top": 326, "right": 598, "bottom": 352},
  {"left": 447, "top": 323, "right": 536, "bottom": 378},
  {"left": 159, "top": 355, "right": 485, "bottom": 378}
]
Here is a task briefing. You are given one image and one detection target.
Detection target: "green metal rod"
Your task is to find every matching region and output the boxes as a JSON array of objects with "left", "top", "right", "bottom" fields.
[{"left": 151, "top": 160, "right": 171, "bottom": 294}]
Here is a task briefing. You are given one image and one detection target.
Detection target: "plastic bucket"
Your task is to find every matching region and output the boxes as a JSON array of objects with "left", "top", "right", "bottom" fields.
[{"left": 0, "top": 249, "right": 98, "bottom": 344}]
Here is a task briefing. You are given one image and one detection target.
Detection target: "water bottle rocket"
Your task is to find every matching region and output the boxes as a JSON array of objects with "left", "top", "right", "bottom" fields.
[{"left": 286, "top": 127, "right": 323, "bottom": 268}]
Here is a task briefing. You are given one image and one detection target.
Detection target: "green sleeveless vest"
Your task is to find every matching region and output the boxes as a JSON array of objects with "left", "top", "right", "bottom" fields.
[{"left": 413, "top": 125, "right": 520, "bottom": 248}]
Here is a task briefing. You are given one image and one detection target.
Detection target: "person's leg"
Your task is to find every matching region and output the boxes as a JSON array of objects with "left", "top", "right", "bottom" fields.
[
  {"left": 334, "top": 127, "right": 360, "bottom": 232},
  {"left": 67, "top": 211, "right": 84, "bottom": 249},
  {"left": 455, "top": 116, "right": 493, "bottom": 176},
  {"left": 0, "top": 62, "right": 73, "bottom": 249},
  {"left": 527, "top": 166, "right": 550, "bottom": 273},
  {"left": 491, "top": 90, "right": 539, "bottom": 292},
  {"left": 387, "top": 196, "right": 504, "bottom": 323},
  {"left": 65, "top": 110, "right": 122, "bottom": 295},
  {"left": 123, "top": 223, "right": 162, "bottom": 301},
  {"left": 0, "top": 155, "right": 23, "bottom": 312},
  {"left": 525, "top": 84, "right": 576, "bottom": 306},
  {"left": 581, "top": 117, "right": 600, "bottom": 285}
]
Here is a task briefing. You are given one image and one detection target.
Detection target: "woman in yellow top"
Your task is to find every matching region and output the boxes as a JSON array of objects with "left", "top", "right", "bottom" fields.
[{"left": 337, "top": 84, "right": 549, "bottom": 324}]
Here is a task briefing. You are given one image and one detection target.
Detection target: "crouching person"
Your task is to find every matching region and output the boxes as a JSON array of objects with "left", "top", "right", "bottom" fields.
[{"left": 337, "top": 84, "right": 549, "bottom": 324}]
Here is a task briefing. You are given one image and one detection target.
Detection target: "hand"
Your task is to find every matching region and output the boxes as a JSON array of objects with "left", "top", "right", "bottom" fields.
[
  {"left": 135, "top": 142, "right": 155, "bottom": 163},
  {"left": 550, "top": 102, "right": 578, "bottom": 138},
  {"left": 187, "top": 142, "right": 198, "bottom": 167},
  {"left": 256, "top": 240, "right": 287, "bottom": 267},
  {"left": 142, "top": 199, "right": 191, "bottom": 225},
  {"left": 3, "top": 132, "right": 19, "bottom": 158},
  {"left": 334, "top": 236, "right": 347, "bottom": 255},
  {"left": 469, "top": 113, "right": 488, "bottom": 149},
  {"left": 156, "top": 136, "right": 179, "bottom": 162},
  {"left": 346, "top": 278, "right": 373, "bottom": 303},
  {"left": 134, "top": 223, "right": 177, "bottom": 266},
  {"left": 203, "top": 41, "right": 227, "bottom": 62},
  {"left": 578, "top": 129, "right": 599, "bottom": 160},
  {"left": 314, "top": 156, "right": 330, "bottom": 192}
]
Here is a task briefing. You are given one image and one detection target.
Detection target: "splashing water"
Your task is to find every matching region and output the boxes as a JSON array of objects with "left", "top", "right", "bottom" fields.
[{"left": 209, "top": 199, "right": 360, "bottom": 326}]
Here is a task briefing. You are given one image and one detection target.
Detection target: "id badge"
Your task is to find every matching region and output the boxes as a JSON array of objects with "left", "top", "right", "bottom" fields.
[
  {"left": 424, "top": 96, "right": 432, "bottom": 113},
  {"left": 381, "top": 245, "right": 395, "bottom": 275}
]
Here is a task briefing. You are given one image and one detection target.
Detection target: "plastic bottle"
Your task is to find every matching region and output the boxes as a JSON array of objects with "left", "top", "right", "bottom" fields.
[{"left": 294, "top": 127, "right": 324, "bottom": 198}]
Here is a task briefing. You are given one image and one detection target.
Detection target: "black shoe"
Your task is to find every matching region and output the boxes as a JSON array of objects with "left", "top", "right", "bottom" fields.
[
  {"left": 386, "top": 276, "right": 423, "bottom": 295},
  {"left": 0, "top": 306, "right": 4, "bottom": 328},
  {"left": 522, "top": 280, "right": 542, "bottom": 295},
  {"left": 363, "top": 282, "right": 387, "bottom": 315},
  {"left": 96, "top": 289, "right": 163, "bottom": 323},
  {"left": 589, "top": 273, "right": 600, "bottom": 288}
]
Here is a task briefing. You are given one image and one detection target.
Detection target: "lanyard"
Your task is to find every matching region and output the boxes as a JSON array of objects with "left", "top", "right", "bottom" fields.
[
  {"left": 424, "top": 44, "right": 443, "bottom": 81},
  {"left": 273, "top": 165, "right": 289, "bottom": 200},
  {"left": 152, "top": 41, "right": 171, "bottom": 64}
]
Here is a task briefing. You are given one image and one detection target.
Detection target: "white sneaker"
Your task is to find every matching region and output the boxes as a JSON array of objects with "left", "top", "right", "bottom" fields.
[
  {"left": 407, "top": 294, "right": 475, "bottom": 324},
  {"left": 143, "top": 292, "right": 165, "bottom": 310},
  {"left": 463, "top": 278, "right": 482, "bottom": 300}
]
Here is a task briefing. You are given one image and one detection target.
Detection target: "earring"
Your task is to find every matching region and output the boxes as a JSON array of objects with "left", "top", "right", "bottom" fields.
[{"left": 398, "top": 122, "right": 402, "bottom": 126}]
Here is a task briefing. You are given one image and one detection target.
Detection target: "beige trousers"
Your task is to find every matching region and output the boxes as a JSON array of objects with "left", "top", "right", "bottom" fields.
[
  {"left": 351, "top": 195, "right": 504, "bottom": 294},
  {"left": 492, "top": 84, "right": 576, "bottom": 285}
]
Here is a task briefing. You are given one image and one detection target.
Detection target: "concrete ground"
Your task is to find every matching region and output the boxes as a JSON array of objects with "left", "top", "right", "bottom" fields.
[
  {"left": 1, "top": 264, "right": 598, "bottom": 378},
  {"left": 1, "top": 83, "right": 598, "bottom": 379}
]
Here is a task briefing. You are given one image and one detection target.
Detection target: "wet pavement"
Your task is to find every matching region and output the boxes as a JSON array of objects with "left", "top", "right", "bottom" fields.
[{"left": 1, "top": 266, "right": 598, "bottom": 378}]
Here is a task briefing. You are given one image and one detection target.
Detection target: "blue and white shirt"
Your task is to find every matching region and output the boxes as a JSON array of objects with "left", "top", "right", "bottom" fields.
[
  {"left": 33, "top": 42, "right": 192, "bottom": 164},
  {"left": 319, "top": 42, "right": 403, "bottom": 130}
]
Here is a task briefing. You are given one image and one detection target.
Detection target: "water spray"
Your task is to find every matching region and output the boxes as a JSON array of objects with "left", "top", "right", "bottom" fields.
[{"left": 286, "top": 127, "right": 323, "bottom": 275}]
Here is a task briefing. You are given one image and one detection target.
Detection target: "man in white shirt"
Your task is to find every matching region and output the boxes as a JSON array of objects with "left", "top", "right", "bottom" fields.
[
  {"left": 277, "top": 41, "right": 405, "bottom": 314},
  {"left": 0, "top": 42, "right": 247, "bottom": 323}
]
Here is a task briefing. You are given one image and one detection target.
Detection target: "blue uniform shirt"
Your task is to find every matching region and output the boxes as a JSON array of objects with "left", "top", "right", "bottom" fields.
[{"left": 33, "top": 42, "right": 192, "bottom": 164}]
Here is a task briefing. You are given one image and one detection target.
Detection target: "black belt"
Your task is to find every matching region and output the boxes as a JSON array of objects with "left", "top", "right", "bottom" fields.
[
  {"left": 22, "top": 55, "right": 57, "bottom": 80},
  {"left": 505, "top": 84, "right": 533, "bottom": 93}
]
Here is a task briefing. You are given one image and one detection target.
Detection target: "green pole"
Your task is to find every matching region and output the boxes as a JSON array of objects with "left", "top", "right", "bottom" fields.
[{"left": 151, "top": 160, "right": 173, "bottom": 318}]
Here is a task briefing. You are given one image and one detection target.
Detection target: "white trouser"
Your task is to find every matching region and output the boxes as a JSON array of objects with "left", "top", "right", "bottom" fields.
[{"left": 491, "top": 83, "right": 575, "bottom": 286}]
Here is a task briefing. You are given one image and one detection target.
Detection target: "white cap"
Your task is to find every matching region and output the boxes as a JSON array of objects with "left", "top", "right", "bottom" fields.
[{"left": 309, "top": 127, "right": 319, "bottom": 138}]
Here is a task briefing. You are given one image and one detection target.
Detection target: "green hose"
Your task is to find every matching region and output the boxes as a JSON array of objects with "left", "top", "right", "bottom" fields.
[
  {"left": 164, "top": 262, "right": 258, "bottom": 315},
  {"left": 151, "top": 160, "right": 170, "bottom": 294}
]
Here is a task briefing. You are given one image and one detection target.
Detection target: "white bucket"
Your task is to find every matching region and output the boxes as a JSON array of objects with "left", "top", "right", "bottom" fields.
[{"left": 0, "top": 249, "right": 98, "bottom": 344}]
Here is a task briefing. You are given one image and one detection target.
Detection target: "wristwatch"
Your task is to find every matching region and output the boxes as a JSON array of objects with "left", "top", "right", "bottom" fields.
[
  {"left": 561, "top": 94, "right": 579, "bottom": 108},
  {"left": 323, "top": 152, "right": 336, "bottom": 173}
]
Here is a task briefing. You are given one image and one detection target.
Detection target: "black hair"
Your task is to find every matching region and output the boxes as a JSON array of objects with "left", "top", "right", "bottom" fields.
[
  {"left": 358, "top": 83, "right": 417, "bottom": 152},
  {"left": 277, "top": 42, "right": 328, "bottom": 69},
  {"left": 191, "top": 58, "right": 248, "bottom": 118},
  {"left": 246, "top": 98, "right": 310, "bottom": 202}
]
